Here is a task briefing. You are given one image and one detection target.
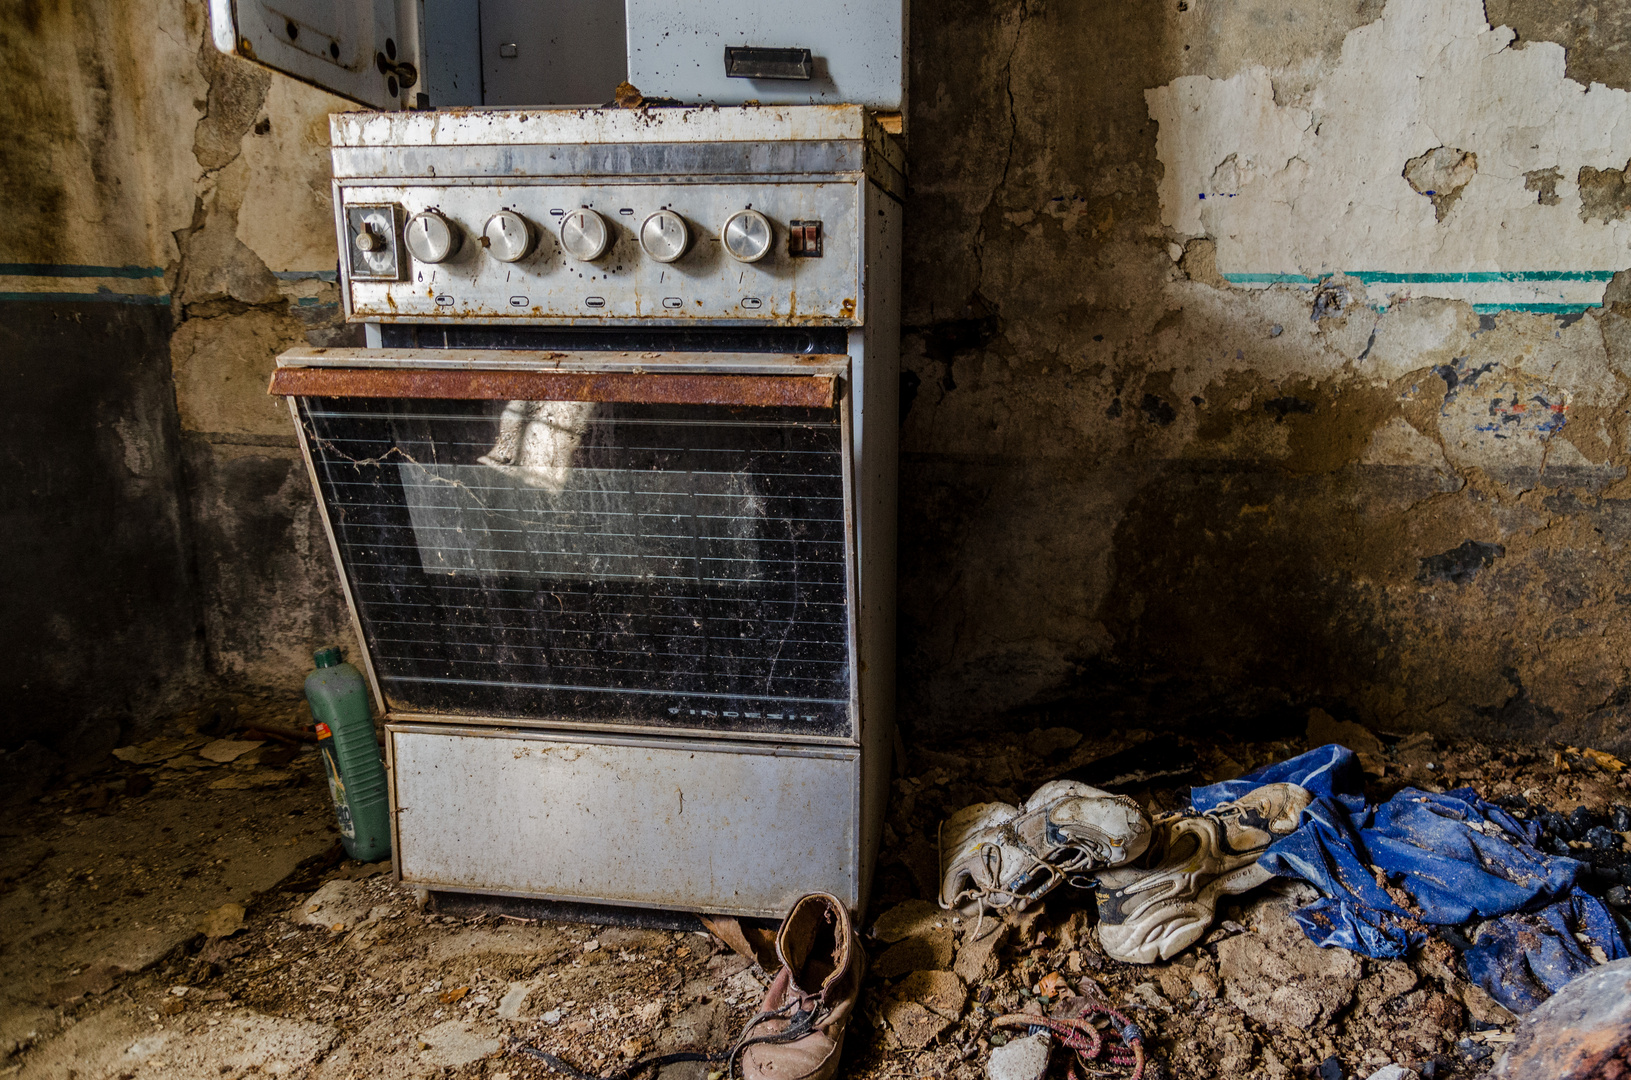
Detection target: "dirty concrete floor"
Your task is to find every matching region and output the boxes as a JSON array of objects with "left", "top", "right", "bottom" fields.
[
  {"left": 4, "top": 717, "right": 1628, "bottom": 1080},
  {"left": 0, "top": 724, "right": 338, "bottom": 1066}
]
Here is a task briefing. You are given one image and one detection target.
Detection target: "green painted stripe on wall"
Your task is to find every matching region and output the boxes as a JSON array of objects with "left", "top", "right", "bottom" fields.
[
  {"left": 1471, "top": 302, "right": 1599, "bottom": 314},
  {"left": 1224, "top": 270, "right": 1618, "bottom": 285},
  {"left": 1350, "top": 270, "right": 1616, "bottom": 284}
]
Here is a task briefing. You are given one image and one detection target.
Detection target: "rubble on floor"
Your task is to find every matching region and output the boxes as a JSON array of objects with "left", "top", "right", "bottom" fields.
[
  {"left": 4, "top": 709, "right": 1630, "bottom": 1079},
  {"left": 865, "top": 721, "right": 1631, "bottom": 1079}
]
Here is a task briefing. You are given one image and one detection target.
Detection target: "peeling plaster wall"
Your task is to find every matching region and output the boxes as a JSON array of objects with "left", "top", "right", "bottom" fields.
[
  {"left": 9, "top": 0, "right": 1631, "bottom": 757},
  {"left": 901, "top": 0, "right": 1631, "bottom": 751}
]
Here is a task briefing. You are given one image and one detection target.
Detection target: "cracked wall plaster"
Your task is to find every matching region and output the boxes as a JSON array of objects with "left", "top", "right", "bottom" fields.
[
  {"left": 1146, "top": 0, "right": 1631, "bottom": 311},
  {"left": 1485, "top": 0, "right": 1631, "bottom": 92}
]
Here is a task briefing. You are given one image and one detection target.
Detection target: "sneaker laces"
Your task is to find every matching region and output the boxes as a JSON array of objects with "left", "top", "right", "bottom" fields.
[{"left": 941, "top": 791, "right": 1147, "bottom": 933}]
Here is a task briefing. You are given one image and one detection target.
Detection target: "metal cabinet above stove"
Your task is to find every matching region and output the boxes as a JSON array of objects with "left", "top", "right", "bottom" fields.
[{"left": 208, "top": 0, "right": 906, "bottom": 112}]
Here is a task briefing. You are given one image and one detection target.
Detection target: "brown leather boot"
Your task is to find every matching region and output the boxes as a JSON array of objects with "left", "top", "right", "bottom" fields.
[{"left": 735, "top": 893, "right": 864, "bottom": 1080}]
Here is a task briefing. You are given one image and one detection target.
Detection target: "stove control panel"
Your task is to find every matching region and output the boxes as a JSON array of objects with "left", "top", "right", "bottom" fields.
[{"left": 338, "top": 182, "right": 861, "bottom": 325}]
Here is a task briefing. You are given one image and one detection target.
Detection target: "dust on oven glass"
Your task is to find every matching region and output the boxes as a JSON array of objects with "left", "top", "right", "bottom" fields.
[{"left": 284, "top": 325, "right": 857, "bottom": 745}]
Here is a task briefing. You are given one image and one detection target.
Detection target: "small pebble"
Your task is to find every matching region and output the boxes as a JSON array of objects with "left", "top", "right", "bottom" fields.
[{"left": 1587, "top": 825, "right": 1618, "bottom": 851}]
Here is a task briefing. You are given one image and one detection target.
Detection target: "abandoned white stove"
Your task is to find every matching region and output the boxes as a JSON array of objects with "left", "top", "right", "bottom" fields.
[{"left": 269, "top": 106, "right": 901, "bottom": 920}]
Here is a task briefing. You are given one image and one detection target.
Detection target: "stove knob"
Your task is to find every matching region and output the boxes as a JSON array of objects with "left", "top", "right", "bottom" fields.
[
  {"left": 639, "top": 210, "right": 690, "bottom": 264},
  {"left": 483, "top": 211, "right": 534, "bottom": 263},
  {"left": 405, "top": 210, "right": 461, "bottom": 263},
  {"left": 560, "top": 208, "right": 610, "bottom": 261},
  {"left": 721, "top": 209, "right": 773, "bottom": 263}
]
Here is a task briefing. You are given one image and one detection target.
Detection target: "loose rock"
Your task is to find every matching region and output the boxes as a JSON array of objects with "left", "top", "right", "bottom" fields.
[
  {"left": 985, "top": 1032, "right": 1050, "bottom": 1080},
  {"left": 1493, "top": 956, "right": 1631, "bottom": 1079}
]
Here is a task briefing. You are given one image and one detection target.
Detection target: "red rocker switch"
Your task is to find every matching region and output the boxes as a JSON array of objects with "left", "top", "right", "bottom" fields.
[{"left": 788, "top": 220, "right": 823, "bottom": 257}]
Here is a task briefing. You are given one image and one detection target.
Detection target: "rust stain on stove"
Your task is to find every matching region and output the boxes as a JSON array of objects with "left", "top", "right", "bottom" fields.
[{"left": 268, "top": 367, "right": 835, "bottom": 408}]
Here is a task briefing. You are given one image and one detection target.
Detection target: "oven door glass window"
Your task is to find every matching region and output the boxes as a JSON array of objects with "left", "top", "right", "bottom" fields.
[{"left": 299, "top": 397, "right": 853, "bottom": 739}]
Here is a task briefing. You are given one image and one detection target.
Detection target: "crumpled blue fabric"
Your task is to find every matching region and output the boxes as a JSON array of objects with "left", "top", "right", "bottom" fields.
[
  {"left": 1188, "top": 743, "right": 1629, "bottom": 1012},
  {"left": 1463, "top": 890, "right": 1629, "bottom": 1013},
  {"left": 1192, "top": 742, "right": 1364, "bottom": 807}
]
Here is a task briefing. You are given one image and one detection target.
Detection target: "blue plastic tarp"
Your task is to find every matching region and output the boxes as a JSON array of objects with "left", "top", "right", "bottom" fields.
[{"left": 1191, "top": 744, "right": 1629, "bottom": 1012}]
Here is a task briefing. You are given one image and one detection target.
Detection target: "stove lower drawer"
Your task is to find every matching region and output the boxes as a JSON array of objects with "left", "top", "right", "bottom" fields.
[{"left": 387, "top": 724, "right": 860, "bottom": 917}]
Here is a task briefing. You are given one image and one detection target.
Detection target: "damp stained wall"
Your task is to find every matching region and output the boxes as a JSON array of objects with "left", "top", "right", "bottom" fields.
[
  {"left": 5, "top": 0, "right": 1631, "bottom": 755},
  {"left": 0, "top": 0, "right": 353, "bottom": 763},
  {"left": 900, "top": 0, "right": 1631, "bottom": 751}
]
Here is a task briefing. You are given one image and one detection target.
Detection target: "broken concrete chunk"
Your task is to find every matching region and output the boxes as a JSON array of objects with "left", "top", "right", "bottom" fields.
[
  {"left": 986, "top": 1032, "right": 1050, "bottom": 1080},
  {"left": 1155, "top": 966, "right": 1194, "bottom": 1003},
  {"left": 415, "top": 1019, "right": 501, "bottom": 1068},
  {"left": 954, "top": 923, "right": 1008, "bottom": 983},
  {"left": 871, "top": 899, "right": 946, "bottom": 943},
  {"left": 1128, "top": 981, "right": 1168, "bottom": 1010},
  {"left": 1458, "top": 980, "right": 1518, "bottom": 1027},
  {"left": 197, "top": 902, "right": 246, "bottom": 939},
  {"left": 874, "top": 924, "right": 955, "bottom": 978},
  {"left": 111, "top": 736, "right": 209, "bottom": 765},
  {"left": 1218, "top": 901, "right": 1361, "bottom": 1029},
  {"left": 293, "top": 878, "right": 374, "bottom": 931},
  {"left": 198, "top": 739, "right": 265, "bottom": 763},
  {"left": 656, "top": 1001, "right": 733, "bottom": 1054},
  {"left": 1363, "top": 1067, "right": 1420, "bottom": 1080},
  {"left": 115, "top": 1014, "right": 337, "bottom": 1078},
  {"left": 893, "top": 970, "right": 967, "bottom": 1019},
  {"left": 1306, "top": 708, "right": 1385, "bottom": 757},
  {"left": 882, "top": 999, "right": 953, "bottom": 1049}
]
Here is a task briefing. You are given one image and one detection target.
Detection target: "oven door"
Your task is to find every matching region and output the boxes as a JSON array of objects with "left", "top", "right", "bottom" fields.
[{"left": 272, "top": 347, "right": 858, "bottom": 746}]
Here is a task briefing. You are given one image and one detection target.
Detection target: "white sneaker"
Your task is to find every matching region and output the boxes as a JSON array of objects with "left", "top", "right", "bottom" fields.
[
  {"left": 939, "top": 781, "right": 1152, "bottom": 916},
  {"left": 1093, "top": 782, "right": 1313, "bottom": 963}
]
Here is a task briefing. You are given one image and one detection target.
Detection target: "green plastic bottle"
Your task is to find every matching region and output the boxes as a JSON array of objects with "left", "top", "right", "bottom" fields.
[{"left": 306, "top": 647, "right": 392, "bottom": 862}]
